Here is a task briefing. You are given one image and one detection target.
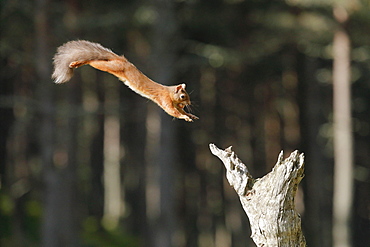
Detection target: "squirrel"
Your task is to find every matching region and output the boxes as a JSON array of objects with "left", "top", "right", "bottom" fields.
[{"left": 52, "top": 40, "right": 198, "bottom": 122}]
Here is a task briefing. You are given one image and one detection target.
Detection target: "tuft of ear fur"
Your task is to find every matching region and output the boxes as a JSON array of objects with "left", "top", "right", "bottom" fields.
[{"left": 175, "top": 83, "right": 186, "bottom": 93}]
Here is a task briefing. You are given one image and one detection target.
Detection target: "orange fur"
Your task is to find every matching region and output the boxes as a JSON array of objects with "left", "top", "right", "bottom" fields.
[{"left": 52, "top": 40, "right": 198, "bottom": 122}]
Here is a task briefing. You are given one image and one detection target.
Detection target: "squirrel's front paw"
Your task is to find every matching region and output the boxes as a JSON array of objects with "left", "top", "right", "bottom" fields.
[
  {"left": 188, "top": 113, "right": 199, "bottom": 120},
  {"left": 183, "top": 116, "right": 193, "bottom": 122},
  {"left": 182, "top": 113, "right": 198, "bottom": 122}
]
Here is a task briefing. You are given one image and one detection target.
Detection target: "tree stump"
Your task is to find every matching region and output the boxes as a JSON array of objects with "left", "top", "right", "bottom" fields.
[{"left": 209, "top": 144, "right": 306, "bottom": 247}]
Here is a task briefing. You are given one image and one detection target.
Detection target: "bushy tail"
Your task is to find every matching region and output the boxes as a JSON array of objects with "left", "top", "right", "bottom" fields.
[{"left": 52, "top": 40, "right": 119, "bottom": 84}]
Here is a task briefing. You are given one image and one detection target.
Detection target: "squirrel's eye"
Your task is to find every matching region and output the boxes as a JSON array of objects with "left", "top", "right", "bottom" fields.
[{"left": 180, "top": 94, "right": 186, "bottom": 100}]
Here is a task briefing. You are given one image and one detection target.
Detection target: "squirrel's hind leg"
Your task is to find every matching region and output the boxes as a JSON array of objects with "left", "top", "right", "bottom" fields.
[
  {"left": 69, "top": 59, "right": 124, "bottom": 73},
  {"left": 68, "top": 59, "right": 126, "bottom": 81}
]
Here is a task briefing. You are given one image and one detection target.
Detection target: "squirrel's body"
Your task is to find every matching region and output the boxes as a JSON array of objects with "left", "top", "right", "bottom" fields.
[{"left": 52, "top": 40, "right": 198, "bottom": 122}]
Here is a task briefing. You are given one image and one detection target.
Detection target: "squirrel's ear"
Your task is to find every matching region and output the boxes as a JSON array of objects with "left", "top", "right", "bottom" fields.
[{"left": 176, "top": 83, "right": 186, "bottom": 93}]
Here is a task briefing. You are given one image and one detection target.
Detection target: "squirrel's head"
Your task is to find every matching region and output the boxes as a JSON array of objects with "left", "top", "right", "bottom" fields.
[{"left": 172, "top": 83, "right": 191, "bottom": 108}]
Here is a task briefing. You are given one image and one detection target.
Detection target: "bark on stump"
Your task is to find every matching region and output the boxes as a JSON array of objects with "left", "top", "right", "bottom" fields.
[{"left": 209, "top": 144, "right": 306, "bottom": 247}]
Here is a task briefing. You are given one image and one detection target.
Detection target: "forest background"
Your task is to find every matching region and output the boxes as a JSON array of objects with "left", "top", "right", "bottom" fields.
[{"left": 0, "top": 0, "right": 369, "bottom": 246}]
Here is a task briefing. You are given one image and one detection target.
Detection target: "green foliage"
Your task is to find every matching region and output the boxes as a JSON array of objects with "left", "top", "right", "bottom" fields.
[{"left": 82, "top": 224, "right": 139, "bottom": 247}]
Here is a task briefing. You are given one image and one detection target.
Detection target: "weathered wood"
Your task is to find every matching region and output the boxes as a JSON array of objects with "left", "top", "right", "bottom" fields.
[{"left": 209, "top": 144, "right": 306, "bottom": 247}]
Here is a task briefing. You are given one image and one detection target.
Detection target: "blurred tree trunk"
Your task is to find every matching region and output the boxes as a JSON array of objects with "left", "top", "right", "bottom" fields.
[
  {"left": 297, "top": 54, "right": 333, "bottom": 247},
  {"left": 35, "top": 0, "right": 56, "bottom": 245},
  {"left": 89, "top": 113, "right": 105, "bottom": 220},
  {"left": 122, "top": 89, "right": 148, "bottom": 238},
  {"left": 0, "top": 59, "right": 14, "bottom": 243},
  {"left": 332, "top": 6, "right": 353, "bottom": 247},
  {"left": 36, "top": 0, "right": 80, "bottom": 246},
  {"left": 102, "top": 79, "right": 122, "bottom": 229},
  {"left": 145, "top": 0, "right": 179, "bottom": 246},
  {"left": 87, "top": 77, "right": 105, "bottom": 223}
]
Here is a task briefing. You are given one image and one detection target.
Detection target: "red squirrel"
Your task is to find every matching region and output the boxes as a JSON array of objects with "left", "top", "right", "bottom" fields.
[{"left": 52, "top": 40, "right": 198, "bottom": 122}]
